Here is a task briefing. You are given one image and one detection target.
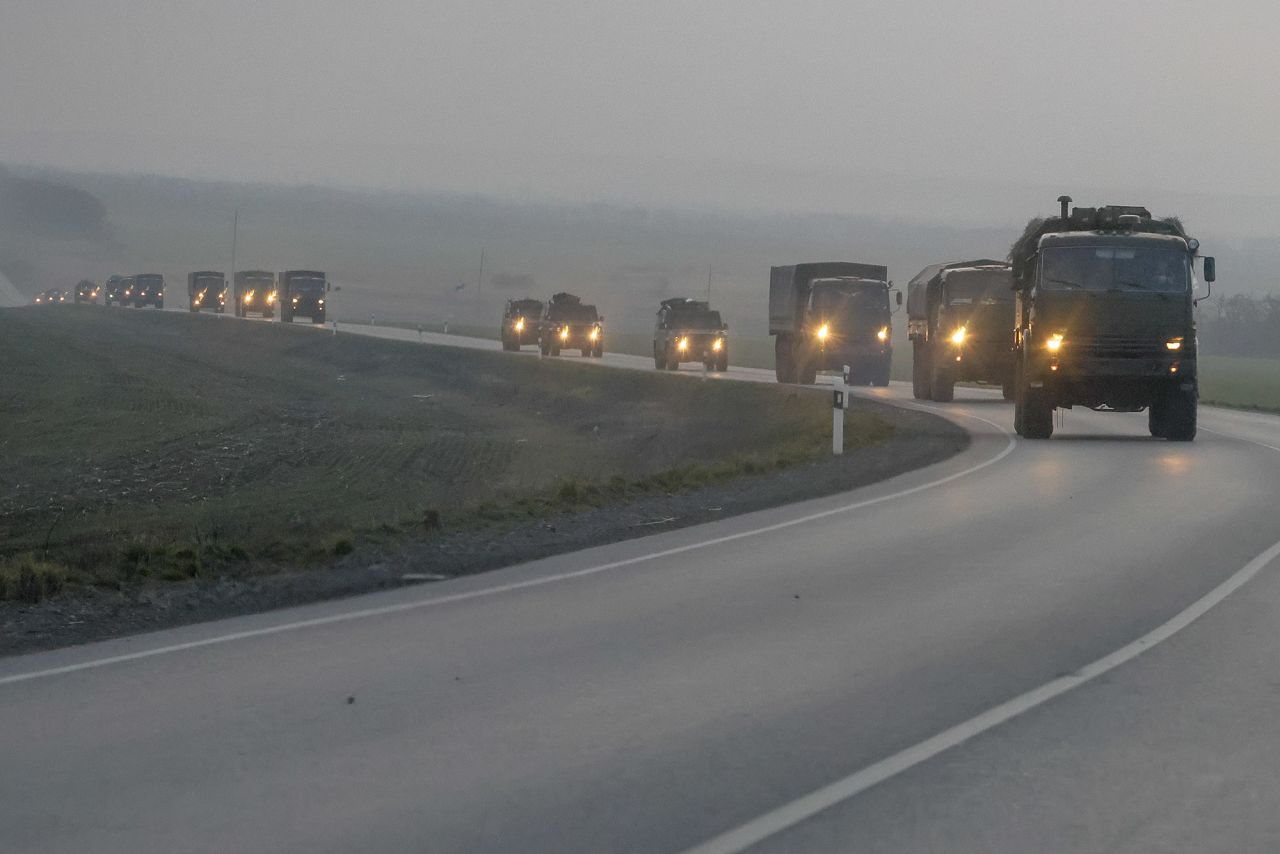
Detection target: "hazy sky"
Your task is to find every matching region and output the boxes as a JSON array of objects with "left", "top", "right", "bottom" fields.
[{"left": 4, "top": 0, "right": 1279, "bottom": 220}]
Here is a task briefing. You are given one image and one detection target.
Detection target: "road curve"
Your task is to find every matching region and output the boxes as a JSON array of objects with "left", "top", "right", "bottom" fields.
[{"left": 3, "top": 313, "right": 1280, "bottom": 853}]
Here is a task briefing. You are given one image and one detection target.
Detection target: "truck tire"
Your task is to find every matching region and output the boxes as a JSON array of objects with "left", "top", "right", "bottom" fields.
[
  {"left": 715, "top": 353, "right": 728, "bottom": 372},
  {"left": 911, "top": 341, "right": 931, "bottom": 400},
  {"left": 593, "top": 343, "right": 604, "bottom": 358},
  {"left": 774, "top": 335, "right": 796, "bottom": 384},
  {"left": 1002, "top": 374, "right": 1016, "bottom": 400},
  {"left": 930, "top": 365, "right": 955, "bottom": 403},
  {"left": 654, "top": 344, "right": 664, "bottom": 369},
  {"left": 313, "top": 310, "right": 326, "bottom": 324},
  {"left": 796, "top": 351, "right": 818, "bottom": 385},
  {"left": 551, "top": 344, "right": 560, "bottom": 357},
  {"left": 1016, "top": 373, "right": 1054, "bottom": 439},
  {"left": 666, "top": 352, "right": 680, "bottom": 370},
  {"left": 872, "top": 356, "right": 891, "bottom": 387},
  {"left": 1153, "top": 384, "right": 1197, "bottom": 441}
]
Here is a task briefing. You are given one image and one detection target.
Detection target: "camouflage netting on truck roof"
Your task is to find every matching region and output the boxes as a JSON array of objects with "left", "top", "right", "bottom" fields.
[{"left": 1008, "top": 209, "right": 1187, "bottom": 284}]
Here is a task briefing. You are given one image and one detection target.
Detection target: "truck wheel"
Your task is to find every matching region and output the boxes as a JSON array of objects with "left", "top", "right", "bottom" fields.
[
  {"left": 715, "top": 353, "right": 728, "bottom": 372},
  {"left": 1159, "top": 384, "right": 1197, "bottom": 441},
  {"left": 313, "top": 312, "right": 326, "bottom": 324},
  {"left": 1002, "top": 375, "right": 1016, "bottom": 401},
  {"left": 872, "top": 357, "right": 891, "bottom": 388},
  {"left": 666, "top": 352, "right": 680, "bottom": 371},
  {"left": 551, "top": 344, "right": 560, "bottom": 357},
  {"left": 1017, "top": 379, "right": 1054, "bottom": 439},
  {"left": 189, "top": 304, "right": 198, "bottom": 313},
  {"left": 1148, "top": 403, "right": 1168, "bottom": 439},
  {"left": 930, "top": 366, "right": 955, "bottom": 403},
  {"left": 796, "top": 352, "right": 818, "bottom": 385},
  {"left": 774, "top": 335, "right": 796, "bottom": 384},
  {"left": 593, "top": 343, "right": 604, "bottom": 358},
  {"left": 911, "top": 341, "right": 931, "bottom": 399}
]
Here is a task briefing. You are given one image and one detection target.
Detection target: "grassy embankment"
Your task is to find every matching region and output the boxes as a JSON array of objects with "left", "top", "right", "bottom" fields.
[{"left": 0, "top": 306, "right": 891, "bottom": 600}]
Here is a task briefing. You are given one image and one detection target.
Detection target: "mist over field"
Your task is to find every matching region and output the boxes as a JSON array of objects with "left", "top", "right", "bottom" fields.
[{"left": 6, "top": 163, "right": 1280, "bottom": 342}]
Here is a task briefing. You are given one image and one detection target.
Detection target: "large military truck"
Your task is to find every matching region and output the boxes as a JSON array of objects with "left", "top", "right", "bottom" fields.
[
  {"left": 103, "top": 275, "right": 127, "bottom": 306},
  {"left": 1010, "top": 195, "right": 1215, "bottom": 441},
  {"left": 908, "top": 260, "right": 1016, "bottom": 402},
  {"left": 187, "top": 271, "right": 227, "bottom": 313},
  {"left": 501, "top": 298, "right": 545, "bottom": 351},
  {"left": 132, "top": 273, "right": 165, "bottom": 309},
  {"left": 234, "top": 270, "right": 276, "bottom": 318},
  {"left": 653, "top": 298, "right": 727, "bottom": 371},
  {"left": 74, "top": 280, "right": 99, "bottom": 304},
  {"left": 769, "top": 262, "right": 898, "bottom": 385},
  {"left": 278, "top": 270, "right": 328, "bottom": 323},
  {"left": 539, "top": 292, "right": 603, "bottom": 357}
]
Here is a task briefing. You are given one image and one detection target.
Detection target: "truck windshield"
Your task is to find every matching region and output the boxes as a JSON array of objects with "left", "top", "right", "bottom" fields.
[
  {"left": 137, "top": 276, "right": 163, "bottom": 287},
  {"left": 291, "top": 277, "right": 325, "bottom": 293},
  {"left": 945, "top": 271, "right": 1013, "bottom": 303},
  {"left": 511, "top": 301, "right": 543, "bottom": 316},
  {"left": 670, "top": 309, "right": 723, "bottom": 328},
  {"left": 812, "top": 287, "right": 887, "bottom": 314},
  {"left": 553, "top": 306, "right": 599, "bottom": 323},
  {"left": 1042, "top": 247, "right": 1189, "bottom": 293}
]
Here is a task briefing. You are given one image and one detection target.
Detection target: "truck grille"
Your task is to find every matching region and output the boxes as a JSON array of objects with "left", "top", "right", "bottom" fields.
[{"left": 1075, "top": 335, "right": 1163, "bottom": 359}]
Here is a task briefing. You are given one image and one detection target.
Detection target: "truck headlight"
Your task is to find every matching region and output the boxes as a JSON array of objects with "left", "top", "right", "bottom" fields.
[
  {"left": 712, "top": 338, "right": 723, "bottom": 352},
  {"left": 677, "top": 336, "right": 689, "bottom": 351},
  {"left": 267, "top": 292, "right": 276, "bottom": 304},
  {"left": 1165, "top": 338, "right": 1183, "bottom": 351},
  {"left": 817, "top": 324, "right": 829, "bottom": 342},
  {"left": 244, "top": 292, "right": 254, "bottom": 304},
  {"left": 1046, "top": 332, "right": 1064, "bottom": 353},
  {"left": 589, "top": 327, "right": 599, "bottom": 341},
  {"left": 514, "top": 318, "right": 525, "bottom": 332},
  {"left": 560, "top": 326, "right": 570, "bottom": 339},
  {"left": 949, "top": 326, "right": 967, "bottom": 346},
  {"left": 318, "top": 299, "right": 325, "bottom": 306},
  {"left": 877, "top": 326, "right": 889, "bottom": 342}
]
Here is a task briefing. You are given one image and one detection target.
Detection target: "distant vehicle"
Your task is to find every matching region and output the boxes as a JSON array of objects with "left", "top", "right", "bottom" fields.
[
  {"left": 34, "top": 288, "right": 67, "bottom": 304},
  {"left": 908, "top": 260, "right": 1016, "bottom": 402},
  {"left": 278, "top": 270, "right": 328, "bottom": 323},
  {"left": 187, "top": 271, "right": 227, "bottom": 313},
  {"left": 539, "top": 292, "right": 603, "bottom": 357},
  {"left": 74, "top": 280, "right": 100, "bottom": 304},
  {"left": 1010, "top": 195, "right": 1214, "bottom": 441},
  {"left": 769, "top": 262, "right": 898, "bottom": 385},
  {"left": 132, "top": 273, "right": 165, "bottom": 309},
  {"left": 103, "top": 275, "right": 127, "bottom": 306},
  {"left": 120, "top": 276, "right": 138, "bottom": 305},
  {"left": 234, "top": 270, "right": 276, "bottom": 318},
  {"left": 501, "top": 298, "right": 545, "bottom": 351},
  {"left": 653, "top": 298, "right": 727, "bottom": 371}
]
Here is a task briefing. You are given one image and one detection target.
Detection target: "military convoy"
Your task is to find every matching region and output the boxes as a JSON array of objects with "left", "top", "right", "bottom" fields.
[
  {"left": 501, "top": 298, "right": 545, "bottom": 351},
  {"left": 103, "top": 275, "right": 127, "bottom": 306},
  {"left": 539, "top": 292, "right": 604, "bottom": 357},
  {"left": 130, "top": 274, "right": 165, "bottom": 309},
  {"left": 653, "top": 298, "right": 727, "bottom": 371},
  {"left": 907, "top": 260, "right": 1016, "bottom": 401},
  {"left": 187, "top": 271, "right": 227, "bottom": 313},
  {"left": 1010, "top": 196, "right": 1214, "bottom": 441},
  {"left": 769, "top": 262, "right": 897, "bottom": 385}
]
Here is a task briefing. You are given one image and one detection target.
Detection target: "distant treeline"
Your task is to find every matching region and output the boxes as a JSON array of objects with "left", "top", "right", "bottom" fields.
[{"left": 1200, "top": 294, "right": 1280, "bottom": 358}]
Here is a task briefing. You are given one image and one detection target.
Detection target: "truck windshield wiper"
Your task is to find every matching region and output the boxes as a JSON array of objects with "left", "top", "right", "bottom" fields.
[
  {"left": 1045, "top": 278, "right": 1083, "bottom": 289},
  {"left": 1113, "top": 280, "right": 1169, "bottom": 300}
]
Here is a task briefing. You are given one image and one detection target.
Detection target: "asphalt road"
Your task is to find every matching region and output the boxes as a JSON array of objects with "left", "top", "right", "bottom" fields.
[{"left": 4, "top": 312, "right": 1280, "bottom": 853}]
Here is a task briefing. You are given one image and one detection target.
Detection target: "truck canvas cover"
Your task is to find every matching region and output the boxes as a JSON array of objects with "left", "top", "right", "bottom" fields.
[
  {"left": 906, "top": 260, "right": 1006, "bottom": 320},
  {"left": 769, "top": 262, "right": 888, "bottom": 334}
]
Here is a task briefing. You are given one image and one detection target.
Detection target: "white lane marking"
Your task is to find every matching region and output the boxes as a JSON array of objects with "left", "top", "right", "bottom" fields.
[
  {"left": 683, "top": 502, "right": 1280, "bottom": 853},
  {"left": 1199, "top": 425, "right": 1280, "bottom": 454},
  {"left": 0, "top": 411, "right": 1015, "bottom": 688}
]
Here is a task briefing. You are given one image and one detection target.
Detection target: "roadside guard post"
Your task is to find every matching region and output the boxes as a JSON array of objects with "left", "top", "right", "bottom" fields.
[{"left": 832, "top": 386, "right": 846, "bottom": 454}]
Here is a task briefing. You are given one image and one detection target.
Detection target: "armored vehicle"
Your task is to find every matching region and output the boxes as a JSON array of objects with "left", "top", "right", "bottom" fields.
[
  {"left": 653, "top": 298, "right": 727, "bottom": 371},
  {"left": 539, "top": 292, "right": 603, "bottom": 357},
  {"left": 501, "top": 298, "right": 545, "bottom": 351}
]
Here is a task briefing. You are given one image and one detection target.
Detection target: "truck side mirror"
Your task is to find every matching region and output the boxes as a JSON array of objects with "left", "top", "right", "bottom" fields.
[
  {"left": 896, "top": 291, "right": 904, "bottom": 306},
  {"left": 326, "top": 282, "right": 332, "bottom": 292},
  {"left": 1202, "top": 256, "right": 1216, "bottom": 283}
]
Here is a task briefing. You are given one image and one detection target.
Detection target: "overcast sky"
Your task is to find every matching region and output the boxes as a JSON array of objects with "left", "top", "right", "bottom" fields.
[{"left": 4, "top": 0, "right": 1278, "bottom": 223}]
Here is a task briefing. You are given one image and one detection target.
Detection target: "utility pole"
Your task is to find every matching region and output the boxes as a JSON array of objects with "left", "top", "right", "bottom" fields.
[
  {"left": 231, "top": 208, "right": 239, "bottom": 280},
  {"left": 476, "top": 249, "right": 485, "bottom": 299},
  {"left": 706, "top": 264, "right": 712, "bottom": 302}
]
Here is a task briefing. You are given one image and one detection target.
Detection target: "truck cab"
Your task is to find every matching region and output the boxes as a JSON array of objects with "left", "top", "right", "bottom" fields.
[
  {"left": 540, "top": 292, "right": 603, "bottom": 358},
  {"left": 653, "top": 298, "right": 728, "bottom": 372},
  {"left": 501, "top": 298, "right": 545, "bottom": 351},
  {"left": 1011, "top": 197, "right": 1214, "bottom": 441},
  {"left": 74, "top": 280, "right": 99, "bottom": 304},
  {"left": 103, "top": 275, "right": 127, "bottom": 306},
  {"left": 132, "top": 274, "right": 164, "bottom": 309},
  {"left": 234, "top": 271, "right": 276, "bottom": 318},
  {"left": 187, "top": 271, "right": 227, "bottom": 313},
  {"left": 908, "top": 260, "right": 1016, "bottom": 401},
  {"left": 278, "top": 270, "right": 328, "bottom": 323}
]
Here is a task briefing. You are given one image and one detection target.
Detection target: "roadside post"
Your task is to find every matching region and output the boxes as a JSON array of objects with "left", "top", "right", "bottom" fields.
[{"left": 832, "top": 375, "right": 847, "bottom": 456}]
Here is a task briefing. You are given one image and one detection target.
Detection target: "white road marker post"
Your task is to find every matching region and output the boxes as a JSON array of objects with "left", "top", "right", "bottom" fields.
[{"left": 832, "top": 370, "right": 848, "bottom": 455}]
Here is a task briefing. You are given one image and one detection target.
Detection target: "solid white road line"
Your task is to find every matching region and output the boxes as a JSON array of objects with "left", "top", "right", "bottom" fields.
[
  {"left": 0, "top": 411, "right": 1015, "bottom": 688},
  {"left": 682, "top": 437, "right": 1280, "bottom": 854}
]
